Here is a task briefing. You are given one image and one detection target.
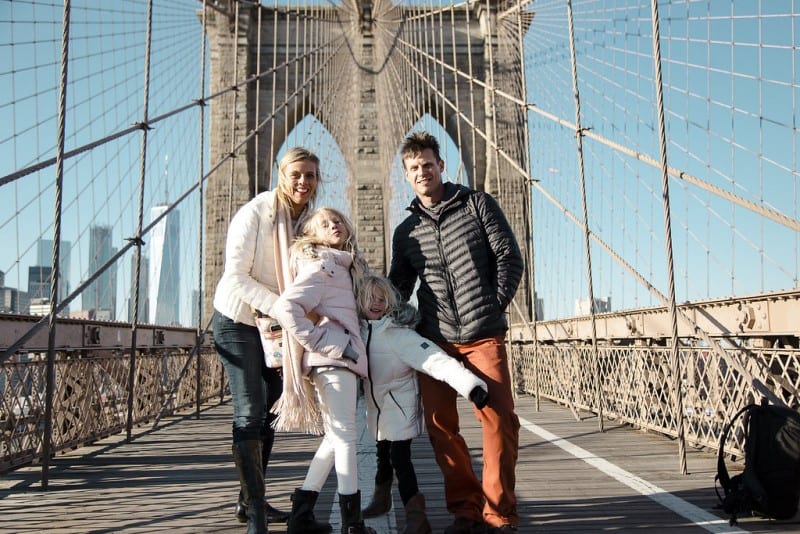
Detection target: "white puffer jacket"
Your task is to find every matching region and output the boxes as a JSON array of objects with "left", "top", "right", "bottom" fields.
[
  {"left": 212, "top": 190, "right": 308, "bottom": 325},
  {"left": 361, "top": 308, "right": 487, "bottom": 441}
]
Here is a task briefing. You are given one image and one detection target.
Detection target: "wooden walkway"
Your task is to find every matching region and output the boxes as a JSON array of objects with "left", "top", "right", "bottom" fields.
[{"left": 1, "top": 394, "right": 798, "bottom": 533}]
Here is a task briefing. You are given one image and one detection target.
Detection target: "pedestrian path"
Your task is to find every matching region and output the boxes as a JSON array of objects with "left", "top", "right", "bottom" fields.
[{"left": 1, "top": 394, "right": 797, "bottom": 533}]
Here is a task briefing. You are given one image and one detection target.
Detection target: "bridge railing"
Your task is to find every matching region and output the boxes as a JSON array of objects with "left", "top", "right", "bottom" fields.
[
  {"left": 511, "top": 341, "right": 800, "bottom": 461},
  {"left": 1, "top": 321, "right": 224, "bottom": 474}
]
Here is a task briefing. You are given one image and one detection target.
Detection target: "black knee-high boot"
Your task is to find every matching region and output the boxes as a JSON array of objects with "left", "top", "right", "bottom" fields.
[
  {"left": 235, "top": 418, "right": 289, "bottom": 524},
  {"left": 339, "top": 491, "right": 376, "bottom": 534},
  {"left": 233, "top": 440, "right": 267, "bottom": 534},
  {"left": 286, "top": 488, "right": 332, "bottom": 533}
]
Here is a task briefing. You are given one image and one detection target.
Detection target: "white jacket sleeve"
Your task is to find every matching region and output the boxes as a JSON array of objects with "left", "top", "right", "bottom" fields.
[
  {"left": 394, "top": 329, "right": 487, "bottom": 399},
  {"left": 222, "top": 202, "right": 279, "bottom": 314}
]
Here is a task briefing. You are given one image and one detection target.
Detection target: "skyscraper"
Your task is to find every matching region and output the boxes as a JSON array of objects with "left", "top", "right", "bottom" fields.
[
  {"left": 27, "top": 265, "right": 52, "bottom": 315},
  {"left": 36, "top": 238, "right": 72, "bottom": 311},
  {"left": 148, "top": 205, "right": 180, "bottom": 325},
  {"left": 85, "top": 225, "right": 117, "bottom": 320}
]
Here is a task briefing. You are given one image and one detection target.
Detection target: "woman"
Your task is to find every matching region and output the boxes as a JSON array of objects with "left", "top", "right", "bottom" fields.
[
  {"left": 212, "top": 147, "right": 320, "bottom": 534},
  {"left": 270, "top": 208, "right": 376, "bottom": 534}
]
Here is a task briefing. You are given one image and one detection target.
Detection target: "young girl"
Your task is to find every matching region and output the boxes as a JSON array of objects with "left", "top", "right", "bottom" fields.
[
  {"left": 269, "top": 207, "right": 375, "bottom": 534},
  {"left": 356, "top": 275, "right": 489, "bottom": 534}
]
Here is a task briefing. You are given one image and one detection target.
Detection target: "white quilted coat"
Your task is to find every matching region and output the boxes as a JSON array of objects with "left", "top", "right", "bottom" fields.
[
  {"left": 361, "top": 313, "right": 487, "bottom": 441},
  {"left": 212, "top": 190, "right": 308, "bottom": 325}
]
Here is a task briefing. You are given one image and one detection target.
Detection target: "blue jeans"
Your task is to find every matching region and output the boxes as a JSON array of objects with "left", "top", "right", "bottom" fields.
[{"left": 213, "top": 311, "right": 283, "bottom": 444}]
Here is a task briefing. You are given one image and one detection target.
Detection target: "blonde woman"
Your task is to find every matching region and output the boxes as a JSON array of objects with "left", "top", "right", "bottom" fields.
[{"left": 212, "top": 147, "right": 320, "bottom": 534}]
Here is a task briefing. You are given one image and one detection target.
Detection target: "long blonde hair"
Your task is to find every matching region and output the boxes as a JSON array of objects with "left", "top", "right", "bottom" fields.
[
  {"left": 291, "top": 207, "right": 370, "bottom": 280},
  {"left": 274, "top": 147, "right": 321, "bottom": 211}
]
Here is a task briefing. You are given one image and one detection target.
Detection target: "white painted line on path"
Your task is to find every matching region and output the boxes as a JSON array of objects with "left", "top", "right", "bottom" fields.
[{"left": 518, "top": 416, "right": 747, "bottom": 534}]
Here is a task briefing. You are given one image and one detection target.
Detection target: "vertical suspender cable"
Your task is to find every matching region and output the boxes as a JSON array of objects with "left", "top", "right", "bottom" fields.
[
  {"left": 283, "top": 5, "right": 290, "bottom": 142},
  {"left": 436, "top": 5, "right": 445, "bottom": 133},
  {"left": 649, "top": 0, "right": 687, "bottom": 474},
  {"left": 126, "top": 0, "right": 155, "bottom": 444},
  {"left": 268, "top": 0, "right": 279, "bottom": 182},
  {"left": 301, "top": 5, "right": 309, "bottom": 121},
  {"left": 226, "top": 2, "right": 241, "bottom": 226},
  {"left": 291, "top": 8, "right": 299, "bottom": 135},
  {"left": 514, "top": 0, "right": 540, "bottom": 411},
  {"left": 196, "top": 0, "right": 210, "bottom": 415},
  {"left": 484, "top": 1, "right": 500, "bottom": 197},
  {"left": 41, "top": 0, "right": 71, "bottom": 490},
  {"left": 464, "top": 1, "right": 477, "bottom": 186},
  {"left": 566, "top": 0, "right": 603, "bottom": 430},
  {"left": 449, "top": 5, "right": 464, "bottom": 169},
  {"left": 254, "top": 5, "right": 263, "bottom": 196}
]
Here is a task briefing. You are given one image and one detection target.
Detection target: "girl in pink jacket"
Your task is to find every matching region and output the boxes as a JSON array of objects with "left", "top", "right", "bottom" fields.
[{"left": 269, "top": 207, "right": 375, "bottom": 534}]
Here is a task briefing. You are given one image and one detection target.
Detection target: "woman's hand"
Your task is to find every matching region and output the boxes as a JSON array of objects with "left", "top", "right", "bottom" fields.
[{"left": 305, "top": 310, "right": 320, "bottom": 324}]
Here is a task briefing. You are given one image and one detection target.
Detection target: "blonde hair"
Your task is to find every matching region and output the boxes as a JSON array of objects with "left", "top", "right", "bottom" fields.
[
  {"left": 356, "top": 275, "right": 400, "bottom": 319},
  {"left": 274, "top": 147, "right": 321, "bottom": 211},
  {"left": 291, "top": 207, "right": 371, "bottom": 280}
]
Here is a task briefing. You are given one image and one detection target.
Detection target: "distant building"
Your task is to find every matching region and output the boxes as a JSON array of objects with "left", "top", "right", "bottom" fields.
[
  {"left": 534, "top": 293, "right": 544, "bottom": 321},
  {"left": 0, "top": 269, "right": 23, "bottom": 313},
  {"left": 574, "top": 296, "right": 612, "bottom": 316},
  {"left": 28, "top": 297, "right": 51, "bottom": 316},
  {"left": 36, "top": 238, "right": 72, "bottom": 311},
  {"left": 0, "top": 286, "right": 21, "bottom": 313},
  {"left": 148, "top": 205, "right": 180, "bottom": 326},
  {"left": 84, "top": 225, "right": 117, "bottom": 320},
  {"left": 27, "top": 265, "right": 52, "bottom": 311}
]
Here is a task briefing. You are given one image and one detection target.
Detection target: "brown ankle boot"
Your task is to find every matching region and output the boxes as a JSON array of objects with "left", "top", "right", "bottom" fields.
[
  {"left": 402, "top": 493, "right": 432, "bottom": 534},
  {"left": 361, "top": 480, "right": 392, "bottom": 518}
]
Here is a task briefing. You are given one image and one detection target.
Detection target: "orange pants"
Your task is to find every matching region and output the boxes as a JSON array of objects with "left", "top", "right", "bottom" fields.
[{"left": 419, "top": 335, "right": 520, "bottom": 528}]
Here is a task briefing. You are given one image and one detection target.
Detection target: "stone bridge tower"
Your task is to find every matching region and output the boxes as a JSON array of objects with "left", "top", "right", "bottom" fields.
[{"left": 202, "top": 1, "right": 532, "bottom": 323}]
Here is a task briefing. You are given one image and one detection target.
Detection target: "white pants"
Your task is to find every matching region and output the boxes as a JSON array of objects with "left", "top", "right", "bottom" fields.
[{"left": 301, "top": 367, "right": 359, "bottom": 495}]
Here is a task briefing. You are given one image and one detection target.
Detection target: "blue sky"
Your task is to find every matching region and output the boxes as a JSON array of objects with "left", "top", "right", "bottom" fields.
[{"left": 1, "top": 0, "right": 798, "bottom": 324}]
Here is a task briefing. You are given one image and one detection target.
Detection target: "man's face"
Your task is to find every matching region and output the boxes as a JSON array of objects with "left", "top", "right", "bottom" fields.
[{"left": 403, "top": 148, "right": 444, "bottom": 202}]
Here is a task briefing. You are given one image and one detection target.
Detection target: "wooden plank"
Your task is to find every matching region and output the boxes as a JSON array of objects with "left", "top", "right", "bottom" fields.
[{"left": 1, "top": 395, "right": 797, "bottom": 533}]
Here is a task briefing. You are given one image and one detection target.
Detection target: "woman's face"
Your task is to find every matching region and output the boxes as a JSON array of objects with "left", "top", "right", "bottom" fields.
[
  {"left": 363, "top": 288, "right": 387, "bottom": 320},
  {"left": 284, "top": 159, "right": 319, "bottom": 207},
  {"left": 317, "top": 212, "right": 349, "bottom": 248}
]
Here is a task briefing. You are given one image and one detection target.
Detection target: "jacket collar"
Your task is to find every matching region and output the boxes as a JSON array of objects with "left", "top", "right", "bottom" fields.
[{"left": 408, "top": 182, "right": 466, "bottom": 220}]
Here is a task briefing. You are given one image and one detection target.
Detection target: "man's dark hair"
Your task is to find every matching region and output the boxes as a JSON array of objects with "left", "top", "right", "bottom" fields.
[{"left": 400, "top": 131, "right": 442, "bottom": 164}]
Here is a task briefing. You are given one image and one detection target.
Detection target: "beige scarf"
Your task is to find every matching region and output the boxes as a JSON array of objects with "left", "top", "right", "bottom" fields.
[{"left": 271, "top": 200, "right": 323, "bottom": 435}]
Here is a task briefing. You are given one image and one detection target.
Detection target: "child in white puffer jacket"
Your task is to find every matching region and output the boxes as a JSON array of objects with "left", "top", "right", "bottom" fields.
[{"left": 356, "top": 275, "right": 489, "bottom": 534}]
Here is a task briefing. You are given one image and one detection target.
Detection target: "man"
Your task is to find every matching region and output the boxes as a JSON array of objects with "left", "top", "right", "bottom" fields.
[{"left": 389, "top": 131, "right": 524, "bottom": 534}]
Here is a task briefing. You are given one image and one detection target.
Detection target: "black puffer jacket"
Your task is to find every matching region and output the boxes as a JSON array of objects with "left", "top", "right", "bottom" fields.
[{"left": 389, "top": 183, "right": 524, "bottom": 344}]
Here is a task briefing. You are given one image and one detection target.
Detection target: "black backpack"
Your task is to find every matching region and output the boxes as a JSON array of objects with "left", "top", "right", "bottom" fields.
[{"left": 716, "top": 398, "right": 800, "bottom": 525}]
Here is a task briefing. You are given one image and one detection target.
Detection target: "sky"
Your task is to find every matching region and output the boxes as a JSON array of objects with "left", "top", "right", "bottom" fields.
[{"left": 1, "top": 0, "right": 798, "bottom": 325}]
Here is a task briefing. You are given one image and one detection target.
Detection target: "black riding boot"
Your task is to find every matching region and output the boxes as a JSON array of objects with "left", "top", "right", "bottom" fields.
[
  {"left": 232, "top": 440, "right": 267, "bottom": 534},
  {"left": 339, "top": 491, "right": 376, "bottom": 534},
  {"left": 235, "top": 434, "right": 289, "bottom": 524},
  {"left": 286, "top": 488, "right": 332, "bottom": 534}
]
